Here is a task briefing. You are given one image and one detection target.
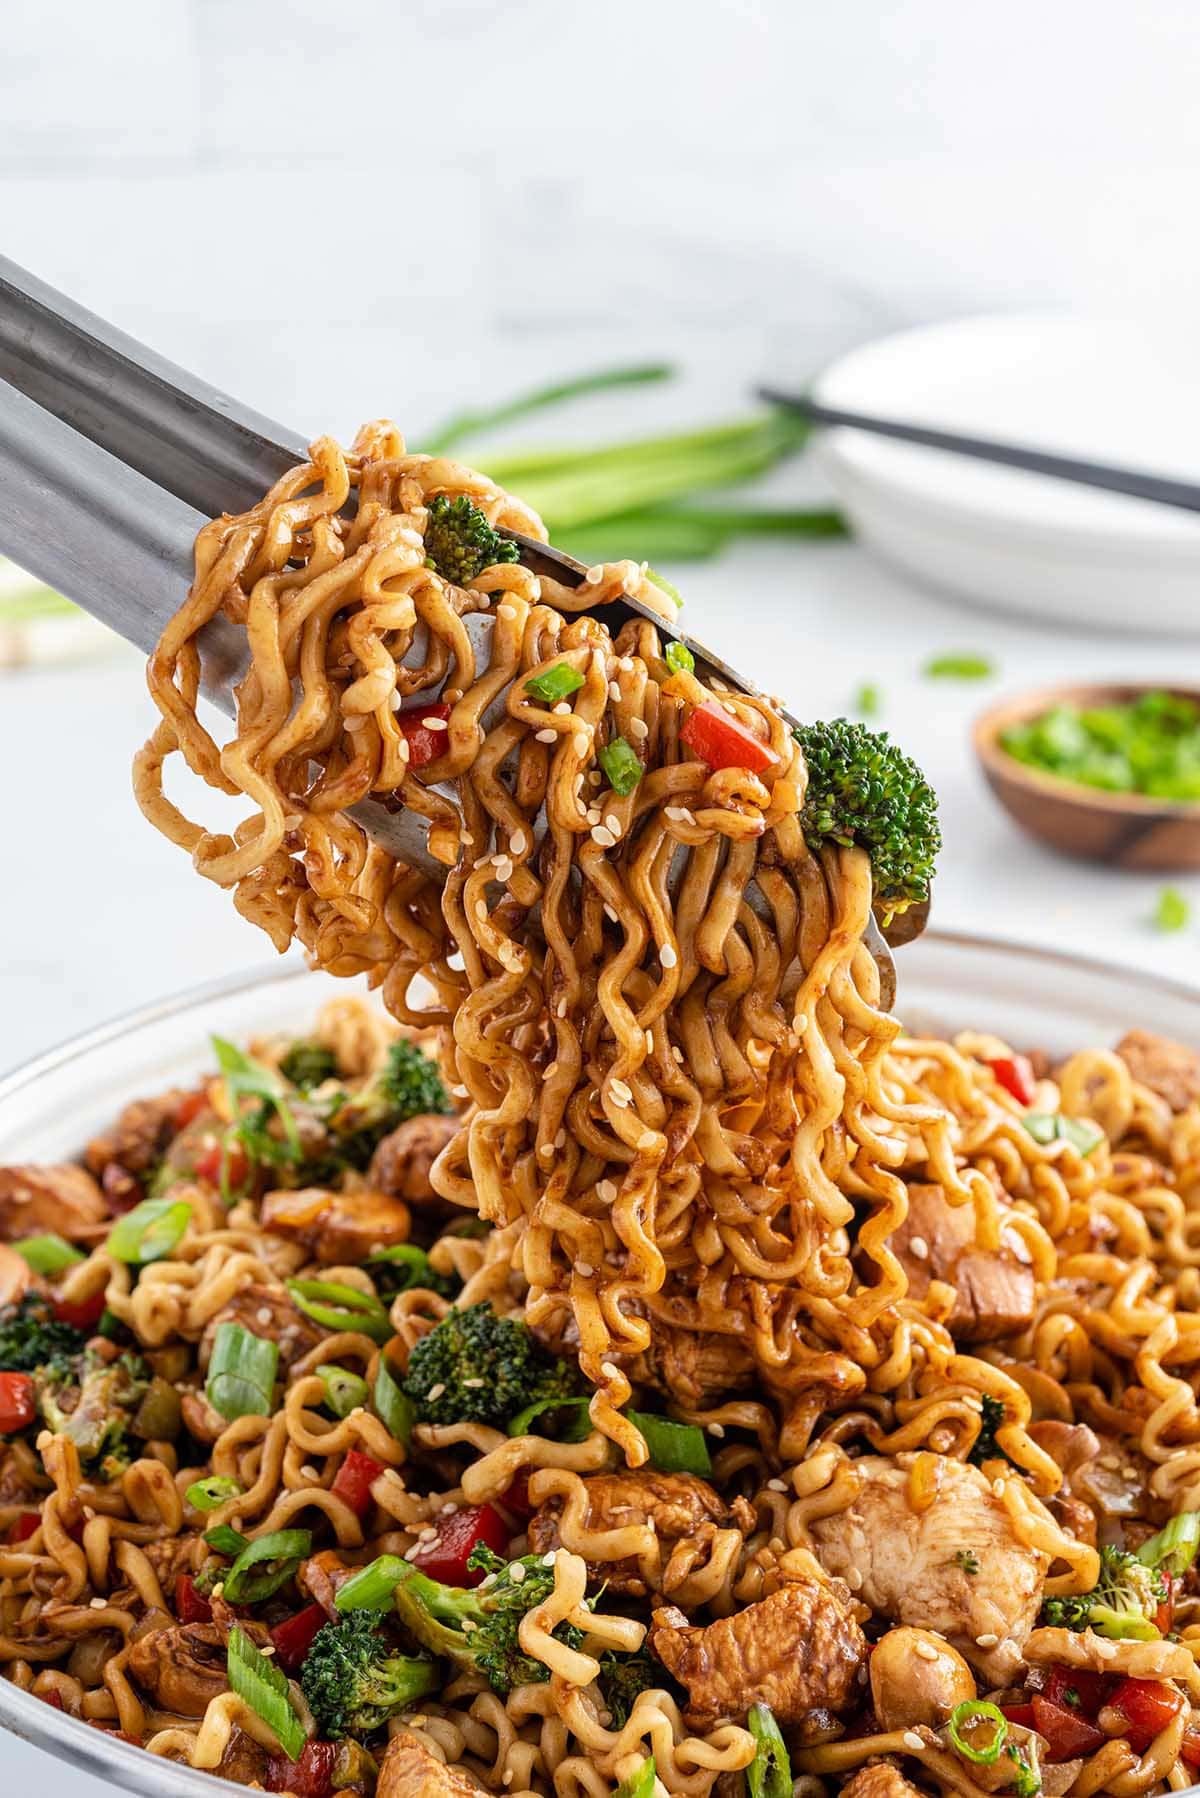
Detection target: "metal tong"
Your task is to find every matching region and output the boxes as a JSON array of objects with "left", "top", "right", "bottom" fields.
[{"left": 0, "top": 256, "right": 915, "bottom": 1000}]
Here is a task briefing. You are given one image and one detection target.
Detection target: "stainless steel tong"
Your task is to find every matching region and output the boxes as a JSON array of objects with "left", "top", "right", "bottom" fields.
[{"left": 0, "top": 256, "right": 915, "bottom": 998}]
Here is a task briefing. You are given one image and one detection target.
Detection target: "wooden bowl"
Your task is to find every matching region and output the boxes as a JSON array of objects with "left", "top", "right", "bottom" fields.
[{"left": 973, "top": 682, "right": 1200, "bottom": 870}]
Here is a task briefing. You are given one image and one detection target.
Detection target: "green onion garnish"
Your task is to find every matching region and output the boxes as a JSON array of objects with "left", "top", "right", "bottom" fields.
[
  {"left": 205, "top": 1524, "right": 250, "bottom": 1556},
  {"left": 186, "top": 1475, "right": 242, "bottom": 1513},
  {"left": 206, "top": 1322, "right": 280, "bottom": 1420},
  {"left": 615, "top": 1756, "right": 657, "bottom": 1798},
  {"left": 1154, "top": 887, "right": 1191, "bottom": 933},
  {"left": 335, "top": 1554, "right": 412, "bottom": 1612},
  {"left": 598, "top": 736, "right": 644, "bottom": 796},
  {"left": 212, "top": 1035, "right": 301, "bottom": 1154},
  {"left": 524, "top": 662, "right": 585, "bottom": 706},
  {"left": 853, "top": 682, "right": 881, "bottom": 718},
  {"left": 1022, "top": 1113, "right": 1104, "bottom": 1156},
  {"left": 286, "top": 1279, "right": 392, "bottom": 1345},
  {"left": 318, "top": 1364, "right": 370, "bottom": 1419},
  {"left": 627, "top": 1408, "right": 712, "bottom": 1476},
  {"left": 664, "top": 640, "right": 694, "bottom": 676},
  {"left": 947, "top": 1699, "right": 1008, "bottom": 1766},
  {"left": 223, "top": 1528, "right": 312, "bottom": 1604},
  {"left": 227, "top": 1623, "right": 306, "bottom": 1761},
  {"left": 105, "top": 1196, "right": 192, "bottom": 1264},
  {"left": 925, "top": 653, "right": 995, "bottom": 680},
  {"left": 1137, "top": 1511, "right": 1200, "bottom": 1578},
  {"left": 1005, "top": 1744, "right": 1041, "bottom": 1798},
  {"left": 507, "top": 1394, "right": 593, "bottom": 1439},
  {"left": 748, "top": 1703, "right": 792, "bottom": 1798},
  {"left": 1001, "top": 689, "right": 1200, "bottom": 802},
  {"left": 373, "top": 1354, "right": 414, "bottom": 1446},
  {"left": 12, "top": 1235, "right": 84, "bottom": 1275}
]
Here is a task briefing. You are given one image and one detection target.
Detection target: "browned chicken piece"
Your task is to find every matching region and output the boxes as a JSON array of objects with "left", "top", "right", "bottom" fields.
[
  {"left": 378, "top": 1730, "right": 485, "bottom": 1798},
  {"left": 1116, "top": 1029, "right": 1200, "bottom": 1113},
  {"left": 630, "top": 1320, "right": 755, "bottom": 1407},
  {"left": 85, "top": 1090, "right": 190, "bottom": 1178},
  {"left": 368, "top": 1114, "right": 459, "bottom": 1202},
  {"left": 841, "top": 1762, "right": 926, "bottom": 1798},
  {"left": 299, "top": 1549, "right": 354, "bottom": 1618},
  {"left": 0, "top": 1245, "right": 31, "bottom": 1308},
  {"left": 142, "top": 1531, "right": 206, "bottom": 1594},
  {"left": 127, "top": 1622, "right": 233, "bottom": 1715},
  {"left": 200, "top": 1283, "right": 323, "bottom": 1370},
  {"left": 527, "top": 1470, "right": 752, "bottom": 1597},
  {"left": 810, "top": 1455, "right": 1048, "bottom": 1685},
  {"left": 0, "top": 1164, "right": 108, "bottom": 1244},
  {"left": 650, "top": 1575, "right": 866, "bottom": 1728},
  {"left": 213, "top": 1725, "right": 269, "bottom": 1787},
  {"left": 260, "top": 1185, "right": 412, "bottom": 1263},
  {"left": 891, "top": 1183, "right": 1035, "bottom": 1341}
]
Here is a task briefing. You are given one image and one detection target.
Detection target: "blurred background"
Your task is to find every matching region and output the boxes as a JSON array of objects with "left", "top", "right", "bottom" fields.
[{"left": 4, "top": 0, "right": 1200, "bottom": 1072}]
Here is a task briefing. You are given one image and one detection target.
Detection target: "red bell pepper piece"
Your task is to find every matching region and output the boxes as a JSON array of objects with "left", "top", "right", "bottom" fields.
[
  {"left": 52, "top": 1291, "right": 107, "bottom": 1331},
  {"left": 0, "top": 1372, "right": 37, "bottom": 1434},
  {"left": 331, "top": 1449, "right": 386, "bottom": 1518},
  {"left": 1031, "top": 1695, "right": 1106, "bottom": 1760},
  {"left": 1106, "top": 1676, "right": 1186, "bottom": 1752},
  {"left": 1000, "top": 1704, "right": 1037, "bottom": 1730},
  {"left": 986, "top": 1054, "right": 1036, "bottom": 1106},
  {"left": 679, "top": 701, "right": 778, "bottom": 775},
  {"left": 1154, "top": 1572, "right": 1174, "bottom": 1637},
  {"left": 8, "top": 1510, "right": 40, "bottom": 1544},
  {"left": 1045, "top": 1664, "right": 1111, "bottom": 1716},
  {"left": 500, "top": 1467, "right": 534, "bottom": 1519},
  {"left": 397, "top": 703, "right": 452, "bottom": 771},
  {"left": 175, "top": 1573, "right": 213, "bottom": 1624},
  {"left": 1183, "top": 1729, "right": 1200, "bottom": 1770},
  {"left": 194, "top": 1140, "right": 248, "bottom": 1190},
  {"left": 266, "top": 1741, "right": 336, "bottom": 1797},
  {"left": 270, "top": 1602, "right": 328, "bottom": 1675},
  {"left": 174, "top": 1090, "right": 208, "bottom": 1130},
  {"left": 407, "top": 1502, "right": 509, "bottom": 1586}
]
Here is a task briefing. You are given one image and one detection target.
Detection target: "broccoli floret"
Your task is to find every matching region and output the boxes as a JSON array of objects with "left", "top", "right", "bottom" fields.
[
  {"left": 423, "top": 494, "right": 521, "bottom": 586},
  {"left": 1042, "top": 1543, "right": 1167, "bottom": 1638},
  {"left": 392, "top": 1543, "right": 582, "bottom": 1698},
  {"left": 0, "top": 1296, "right": 87, "bottom": 1377},
  {"left": 300, "top": 1612, "right": 439, "bottom": 1737},
  {"left": 279, "top": 1040, "right": 339, "bottom": 1092},
  {"left": 968, "top": 1393, "right": 1014, "bottom": 1468},
  {"left": 597, "top": 1647, "right": 674, "bottom": 1728},
  {"left": 35, "top": 1349, "right": 149, "bottom": 1478},
  {"left": 793, "top": 718, "right": 941, "bottom": 911},
  {"left": 402, "top": 1301, "right": 575, "bottom": 1428}
]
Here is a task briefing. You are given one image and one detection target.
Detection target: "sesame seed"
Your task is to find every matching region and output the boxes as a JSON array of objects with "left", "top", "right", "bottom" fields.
[
  {"left": 707, "top": 1423, "right": 725, "bottom": 1438},
  {"left": 1098, "top": 1452, "right": 1121, "bottom": 1471},
  {"left": 664, "top": 805, "right": 688, "bottom": 822},
  {"left": 975, "top": 1632, "right": 999, "bottom": 1648},
  {"left": 629, "top": 716, "right": 649, "bottom": 740},
  {"left": 497, "top": 604, "right": 518, "bottom": 620},
  {"left": 493, "top": 857, "right": 514, "bottom": 881},
  {"left": 915, "top": 1640, "right": 940, "bottom": 1662},
  {"left": 576, "top": 1263, "right": 595, "bottom": 1278},
  {"left": 344, "top": 714, "right": 367, "bottom": 732},
  {"left": 90, "top": 1596, "right": 107, "bottom": 1610},
  {"left": 426, "top": 1382, "right": 446, "bottom": 1401},
  {"left": 396, "top": 737, "right": 410, "bottom": 761},
  {"left": 637, "top": 1130, "right": 657, "bottom": 1150},
  {"left": 604, "top": 814, "right": 621, "bottom": 837},
  {"left": 301, "top": 1464, "right": 320, "bottom": 1480},
  {"left": 591, "top": 826, "right": 615, "bottom": 848},
  {"left": 903, "top": 1732, "right": 926, "bottom": 1753},
  {"left": 672, "top": 1046, "right": 684, "bottom": 1062},
  {"left": 844, "top": 1566, "right": 863, "bottom": 1590},
  {"left": 586, "top": 808, "right": 602, "bottom": 825},
  {"left": 82, "top": 1506, "right": 95, "bottom": 1520},
  {"left": 597, "top": 1180, "right": 617, "bottom": 1202},
  {"left": 389, "top": 691, "right": 402, "bottom": 711},
  {"left": 260, "top": 1644, "right": 276, "bottom": 1657},
  {"left": 463, "top": 1378, "right": 485, "bottom": 1388},
  {"left": 644, "top": 1030, "right": 654, "bottom": 1054},
  {"left": 256, "top": 1306, "right": 273, "bottom": 1326},
  {"left": 604, "top": 904, "right": 618, "bottom": 923},
  {"left": 609, "top": 681, "right": 622, "bottom": 702},
  {"left": 538, "top": 1143, "right": 555, "bottom": 1159},
  {"left": 600, "top": 1362, "right": 619, "bottom": 1380},
  {"left": 536, "top": 728, "right": 557, "bottom": 744},
  {"left": 554, "top": 1129, "right": 566, "bottom": 1148},
  {"left": 474, "top": 901, "right": 488, "bottom": 923},
  {"left": 1121, "top": 1464, "right": 1138, "bottom": 1478},
  {"left": 660, "top": 943, "right": 678, "bottom": 969},
  {"left": 573, "top": 734, "right": 589, "bottom": 757},
  {"left": 588, "top": 770, "right": 602, "bottom": 785},
  {"left": 909, "top": 1236, "right": 929, "bottom": 1260},
  {"left": 610, "top": 1079, "right": 633, "bottom": 1104},
  {"left": 585, "top": 565, "right": 604, "bottom": 585},
  {"left": 552, "top": 701, "right": 572, "bottom": 717},
  {"left": 425, "top": 716, "right": 449, "bottom": 732},
  {"left": 509, "top": 831, "right": 527, "bottom": 855},
  {"left": 766, "top": 1478, "right": 787, "bottom": 1493},
  {"left": 542, "top": 1551, "right": 557, "bottom": 1567},
  {"left": 992, "top": 1478, "right": 1006, "bottom": 1498}
]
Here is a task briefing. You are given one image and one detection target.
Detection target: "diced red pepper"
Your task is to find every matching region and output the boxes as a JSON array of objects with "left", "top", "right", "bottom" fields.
[
  {"left": 1183, "top": 1729, "right": 1200, "bottom": 1770},
  {"left": 1000, "top": 1704, "right": 1037, "bottom": 1730},
  {"left": 1045, "top": 1664, "right": 1111, "bottom": 1716},
  {"left": 270, "top": 1602, "right": 328, "bottom": 1675},
  {"left": 331, "top": 1449, "right": 386, "bottom": 1518},
  {"left": 195, "top": 1140, "right": 248, "bottom": 1189},
  {"left": 1106, "top": 1676, "right": 1186, "bottom": 1752},
  {"left": 1031, "top": 1695, "right": 1106, "bottom": 1760},
  {"left": 8, "top": 1510, "right": 40, "bottom": 1544},
  {"left": 41, "top": 1689, "right": 64, "bottom": 1711},
  {"left": 175, "top": 1573, "right": 213, "bottom": 1625},
  {"left": 52, "top": 1291, "right": 106, "bottom": 1331},
  {"left": 266, "top": 1740, "right": 336, "bottom": 1798},
  {"left": 407, "top": 1502, "right": 509, "bottom": 1586},
  {"left": 397, "top": 703, "right": 452, "bottom": 771},
  {"left": 500, "top": 1467, "right": 534, "bottom": 1519},
  {"left": 679, "top": 701, "right": 778, "bottom": 776},
  {"left": 0, "top": 1372, "right": 37, "bottom": 1434},
  {"left": 986, "top": 1054, "right": 1036, "bottom": 1106},
  {"left": 1154, "top": 1571, "right": 1174, "bottom": 1637},
  {"left": 174, "top": 1090, "right": 208, "bottom": 1130}
]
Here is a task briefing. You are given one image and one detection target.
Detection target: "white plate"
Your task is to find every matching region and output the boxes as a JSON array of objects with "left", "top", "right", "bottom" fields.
[
  {"left": 0, "top": 935, "right": 1198, "bottom": 1798},
  {"left": 813, "top": 314, "right": 1200, "bottom": 634}
]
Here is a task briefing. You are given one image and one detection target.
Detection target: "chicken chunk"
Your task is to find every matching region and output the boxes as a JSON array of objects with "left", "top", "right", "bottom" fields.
[
  {"left": 0, "top": 1245, "right": 31, "bottom": 1309},
  {"left": 368, "top": 1114, "right": 459, "bottom": 1202},
  {"left": 85, "top": 1091, "right": 190, "bottom": 1179},
  {"left": 527, "top": 1470, "right": 752, "bottom": 1597},
  {"left": 810, "top": 1456, "right": 1048, "bottom": 1685},
  {"left": 378, "top": 1731, "right": 484, "bottom": 1798},
  {"left": 299, "top": 1549, "right": 354, "bottom": 1618},
  {"left": 841, "top": 1763, "right": 925, "bottom": 1798},
  {"left": 260, "top": 1185, "right": 412, "bottom": 1263},
  {"left": 891, "top": 1184, "right": 1035, "bottom": 1341},
  {"left": 0, "top": 1164, "right": 108, "bottom": 1243},
  {"left": 200, "top": 1283, "right": 322, "bottom": 1370},
  {"left": 631, "top": 1320, "right": 755, "bottom": 1407},
  {"left": 650, "top": 1576, "right": 866, "bottom": 1728},
  {"left": 1116, "top": 1029, "right": 1200, "bottom": 1113},
  {"left": 127, "top": 1622, "right": 232, "bottom": 1715}
]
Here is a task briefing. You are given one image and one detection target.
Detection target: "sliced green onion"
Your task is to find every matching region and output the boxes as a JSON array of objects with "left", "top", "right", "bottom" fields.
[
  {"left": 1154, "top": 887, "right": 1191, "bottom": 933},
  {"left": 598, "top": 736, "right": 643, "bottom": 796},
  {"left": 286, "top": 1279, "right": 392, "bottom": 1345},
  {"left": 223, "top": 1528, "right": 312, "bottom": 1604},
  {"left": 206, "top": 1322, "right": 279, "bottom": 1420},
  {"left": 1138, "top": 1511, "right": 1200, "bottom": 1578},
  {"left": 947, "top": 1699, "right": 1009, "bottom": 1766},
  {"left": 1088, "top": 1603, "right": 1160, "bottom": 1641},
  {"left": 1005, "top": 1744, "right": 1041, "bottom": 1798},
  {"left": 12, "top": 1234, "right": 84, "bottom": 1275},
  {"left": 664, "top": 640, "right": 694, "bottom": 676},
  {"left": 924, "top": 653, "right": 995, "bottom": 680},
  {"left": 524, "top": 662, "right": 585, "bottom": 705},
  {"left": 205, "top": 1524, "right": 250, "bottom": 1556},
  {"left": 507, "top": 1395, "right": 593, "bottom": 1439},
  {"left": 615, "top": 1756, "right": 657, "bottom": 1798},
  {"left": 853, "top": 682, "right": 881, "bottom": 718},
  {"left": 212, "top": 1034, "right": 301, "bottom": 1160},
  {"left": 106, "top": 1196, "right": 192, "bottom": 1264},
  {"left": 227, "top": 1623, "right": 306, "bottom": 1761},
  {"left": 1022, "top": 1113, "right": 1104, "bottom": 1156},
  {"left": 365, "top": 1244, "right": 450, "bottom": 1296},
  {"left": 627, "top": 1409, "right": 712, "bottom": 1476},
  {"left": 645, "top": 566, "right": 683, "bottom": 608},
  {"left": 373, "top": 1355, "right": 414, "bottom": 1446},
  {"left": 318, "top": 1364, "right": 370, "bottom": 1419},
  {"left": 335, "top": 1554, "right": 412, "bottom": 1612},
  {"left": 748, "top": 1703, "right": 792, "bottom": 1798},
  {"left": 186, "top": 1475, "right": 242, "bottom": 1513}
]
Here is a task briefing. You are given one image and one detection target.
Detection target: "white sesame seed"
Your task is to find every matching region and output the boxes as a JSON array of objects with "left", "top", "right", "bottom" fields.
[
  {"left": 509, "top": 831, "right": 527, "bottom": 855},
  {"left": 82, "top": 1506, "right": 95, "bottom": 1520},
  {"left": 1098, "top": 1453, "right": 1121, "bottom": 1471},
  {"left": 573, "top": 733, "right": 589, "bottom": 757},
  {"left": 604, "top": 814, "right": 621, "bottom": 837},
  {"left": 90, "top": 1595, "right": 107, "bottom": 1610},
  {"left": 604, "top": 904, "right": 618, "bottom": 923},
  {"left": 586, "top": 808, "right": 602, "bottom": 826},
  {"left": 660, "top": 943, "right": 678, "bottom": 969},
  {"left": 766, "top": 1478, "right": 787, "bottom": 1493},
  {"left": 637, "top": 1130, "right": 657, "bottom": 1150},
  {"left": 542, "top": 1550, "right": 557, "bottom": 1567},
  {"left": 974, "top": 1632, "right": 999, "bottom": 1648},
  {"left": 915, "top": 1640, "right": 940, "bottom": 1661},
  {"left": 992, "top": 1478, "right": 1006, "bottom": 1498},
  {"left": 497, "top": 604, "right": 518, "bottom": 621},
  {"left": 672, "top": 1045, "right": 684, "bottom": 1062},
  {"left": 600, "top": 1362, "right": 619, "bottom": 1380},
  {"left": 389, "top": 691, "right": 402, "bottom": 711},
  {"left": 909, "top": 1236, "right": 929, "bottom": 1260},
  {"left": 585, "top": 565, "right": 604, "bottom": 585},
  {"left": 664, "top": 805, "right": 688, "bottom": 822},
  {"left": 538, "top": 1143, "right": 555, "bottom": 1159},
  {"left": 610, "top": 1079, "right": 633, "bottom": 1104},
  {"left": 609, "top": 681, "right": 622, "bottom": 702},
  {"left": 554, "top": 1128, "right": 566, "bottom": 1148},
  {"left": 344, "top": 714, "right": 367, "bottom": 732},
  {"left": 425, "top": 716, "right": 449, "bottom": 731},
  {"left": 903, "top": 1732, "right": 926, "bottom": 1753},
  {"left": 463, "top": 1378, "right": 485, "bottom": 1388},
  {"left": 211, "top": 1581, "right": 225, "bottom": 1598},
  {"left": 597, "top": 1180, "right": 617, "bottom": 1202},
  {"left": 1121, "top": 1464, "right": 1138, "bottom": 1479},
  {"left": 552, "top": 701, "right": 572, "bottom": 716},
  {"left": 396, "top": 737, "right": 410, "bottom": 761},
  {"left": 301, "top": 1464, "right": 320, "bottom": 1480},
  {"left": 474, "top": 901, "right": 488, "bottom": 923},
  {"left": 629, "top": 716, "right": 649, "bottom": 740},
  {"left": 844, "top": 1566, "right": 863, "bottom": 1591},
  {"left": 260, "top": 1644, "right": 276, "bottom": 1657},
  {"left": 591, "top": 826, "right": 615, "bottom": 848},
  {"left": 707, "top": 1423, "right": 725, "bottom": 1438},
  {"left": 576, "top": 1263, "right": 595, "bottom": 1278},
  {"left": 426, "top": 1382, "right": 446, "bottom": 1401},
  {"left": 493, "top": 857, "right": 513, "bottom": 881},
  {"left": 256, "top": 1307, "right": 273, "bottom": 1326},
  {"left": 620, "top": 657, "right": 635, "bottom": 673},
  {"left": 536, "top": 728, "right": 557, "bottom": 744},
  {"left": 644, "top": 1031, "right": 654, "bottom": 1054}
]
